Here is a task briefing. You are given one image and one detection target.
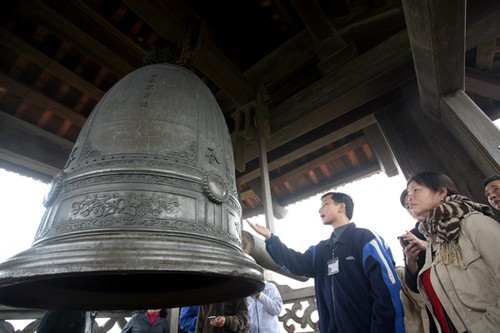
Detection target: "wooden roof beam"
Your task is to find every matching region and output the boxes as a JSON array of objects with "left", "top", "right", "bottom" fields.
[
  {"left": 291, "top": 0, "right": 358, "bottom": 74},
  {"left": 0, "top": 73, "right": 87, "bottom": 127},
  {"left": 237, "top": 115, "right": 376, "bottom": 185},
  {"left": 0, "top": 112, "right": 74, "bottom": 179},
  {"left": 15, "top": 1, "right": 135, "bottom": 77},
  {"left": 292, "top": 0, "right": 348, "bottom": 57},
  {"left": 221, "top": 1, "right": 493, "bottom": 113},
  {"left": 270, "top": 137, "right": 369, "bottom": 186},
  {"left": 247, "top": 179, "right": 288, "bottom": 220},
  {"left": 123, "top": 0, "right": 255, "bottom": 106},
  {"left": 64, "top": 0, "right": 147, "bottom": 67},
  {"left": 218, "top": 6, "right": 406, "bottom": 109},
  {"left": 241, "top": 0, "right": 499, "bottom": 164},
  {"left": 0, "top": 28, "right": 105, "bottom": 102},
  {"left": 281, "top": 164, "right": 382, "bottom": 210},
  {"left": 401, "top": 0, "right": 466, "bottom": 117},
  {"left": 242, "top": 29, "right": 414, "bottom": 164},
  {"left": 401, "top": 0, "right": 500, "bottom": 117},
  {"left": 242, "top": 163, "right": 380, "bottom": 218}
]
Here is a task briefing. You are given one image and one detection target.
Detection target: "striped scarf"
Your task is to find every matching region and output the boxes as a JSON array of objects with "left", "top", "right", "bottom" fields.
[{"left": 418, "top": 194, "right": 496, "bottom": 267}]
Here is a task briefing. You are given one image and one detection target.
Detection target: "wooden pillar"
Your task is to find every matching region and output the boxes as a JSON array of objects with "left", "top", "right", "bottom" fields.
[
  {"left": 363, "top": 123, "right": 399, "bottom": 177},
  {"left": 401, "top": 0, "right": 466, "bottom": 117},
  {"left": 376, "top": 81, "right": 490, "bottom": 206},
  {"left": 440, "top": 90, "right": 500, "bottom": 176},
  {"left": 230, "top": 105, "right": 256, "bottom": 172},
  {"left": 255, "top": 82, "right": 275, "bottom": 233}
]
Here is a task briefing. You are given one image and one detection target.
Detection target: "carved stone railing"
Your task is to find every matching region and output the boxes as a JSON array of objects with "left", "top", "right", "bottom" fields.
[
  {"left": 276, "top": 284, "right": 318, "bottom": 333},
  {"left": 0, "top": 285, "right": 318, "bottom": 333},
  {"left": 0, "top": 308, "right": 132, "bottom": 333}
]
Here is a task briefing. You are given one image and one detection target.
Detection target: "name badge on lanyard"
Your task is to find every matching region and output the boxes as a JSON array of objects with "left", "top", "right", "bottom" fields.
[{"left": 327, "top": 257, "right": 339, "bottom": 275}]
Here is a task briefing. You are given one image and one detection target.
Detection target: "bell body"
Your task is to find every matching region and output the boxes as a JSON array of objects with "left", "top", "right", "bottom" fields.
[{"left": 0, "top": 64, "right": 264, "bottom": 310}]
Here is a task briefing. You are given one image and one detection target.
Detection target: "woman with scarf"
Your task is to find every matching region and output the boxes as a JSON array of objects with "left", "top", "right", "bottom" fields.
[{"left": 406, "top": 171, "right": 500, "bottom": 333}]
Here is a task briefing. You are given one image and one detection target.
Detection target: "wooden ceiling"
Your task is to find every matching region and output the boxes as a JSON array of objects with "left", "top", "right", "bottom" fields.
[{"left": 1, "top": 0, "right": 499, "bottom": 219}]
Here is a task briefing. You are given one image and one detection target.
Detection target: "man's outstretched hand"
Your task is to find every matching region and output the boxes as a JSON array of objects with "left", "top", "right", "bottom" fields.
[{"left": 245, "top": 219, "right": 272, "bottom": 240}]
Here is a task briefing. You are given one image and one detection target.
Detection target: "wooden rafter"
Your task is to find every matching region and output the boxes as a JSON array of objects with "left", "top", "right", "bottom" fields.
[{"left": 14, "top": 1, "right": 135, "bottom": 77}]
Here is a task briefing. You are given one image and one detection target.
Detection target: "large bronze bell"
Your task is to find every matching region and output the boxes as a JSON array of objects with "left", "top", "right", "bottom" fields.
[{"left": 0, "top": 64, "right": 264, "bottom": 310}]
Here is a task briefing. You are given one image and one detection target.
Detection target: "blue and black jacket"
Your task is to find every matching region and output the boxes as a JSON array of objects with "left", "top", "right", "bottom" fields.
[{"left": 265, "top": 223, "right": 404, "bottom": 333}]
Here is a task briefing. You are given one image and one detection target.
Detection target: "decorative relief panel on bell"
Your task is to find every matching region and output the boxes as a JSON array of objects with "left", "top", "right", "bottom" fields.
[
  {"left": 63, "top": 191, "right": 196, "bottom": 223},
  {"left": 70, "top": 193, "right": 180, "bottom": 218}
]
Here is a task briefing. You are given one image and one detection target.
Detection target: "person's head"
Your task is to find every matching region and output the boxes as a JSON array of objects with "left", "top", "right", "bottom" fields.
[
  {"left": 399, "top": 188, "right": 412, "bottom": 214},
  {"left": 406, "top": 171, "right": 460, "bottom": 219},
  {"left": 146, "top": 309, "right": 168, "bottom": 317},
  {"left": 319, "top": 192, "right": 354, "bottom": 226},
  {"left": 399, "top": 189, "right": 409, "bottom": 208},
  {"left": 483, "top": 174, "right": 500, "bottom": 211}
]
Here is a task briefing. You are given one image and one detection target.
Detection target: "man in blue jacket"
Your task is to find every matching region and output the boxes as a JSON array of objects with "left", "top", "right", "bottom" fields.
[
  {"left": 180, "top": 306, "right": 199, "bottom": 333},
  {"left": 248, "top": 192, "right": 404, "bottom": 333}
]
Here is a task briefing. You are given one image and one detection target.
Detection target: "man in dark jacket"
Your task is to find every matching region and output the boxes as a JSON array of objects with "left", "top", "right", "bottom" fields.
[
  {"left": 248, "top": 192, "right": 404, "bottom": 333},
  {"left": 195, "top": 299, "right": 248, "bottom": 333},
  {"left": 37, "top": 310, "right": 95, "bottom": 333}
]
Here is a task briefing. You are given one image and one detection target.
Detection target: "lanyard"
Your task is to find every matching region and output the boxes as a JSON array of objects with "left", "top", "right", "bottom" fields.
[{"left": 328, "top": 244, "right": 340, "bottom": 276}]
